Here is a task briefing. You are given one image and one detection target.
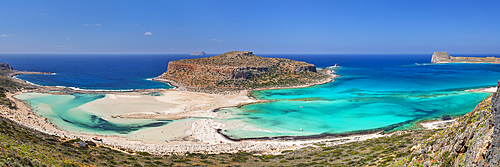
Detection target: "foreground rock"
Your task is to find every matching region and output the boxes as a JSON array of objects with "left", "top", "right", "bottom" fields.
[{"left": 431, "top": 51, "right": 500, "bottom": 63}]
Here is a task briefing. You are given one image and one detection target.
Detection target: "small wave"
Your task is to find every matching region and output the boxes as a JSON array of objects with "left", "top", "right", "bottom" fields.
[
  {"left": 414, "top": 63, "right": 435, "bottom": 66},
  {"left": 13, "top": 76, "right": 43, "bottom": 86}
]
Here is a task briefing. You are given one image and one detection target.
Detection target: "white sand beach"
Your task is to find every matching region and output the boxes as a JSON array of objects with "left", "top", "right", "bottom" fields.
[
  {"left": 79, "top": 89, "right": 261, "bottom": 121},
  {"left": 418, "top": 119, "right": 457, "bottom": 130},
  {"left": 465, "top": 86, "right": 498, "bottom": 93}
]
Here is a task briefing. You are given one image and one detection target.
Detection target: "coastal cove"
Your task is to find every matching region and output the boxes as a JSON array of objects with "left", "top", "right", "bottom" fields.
[{"left": 4, "top": 54, "right": 500, "bottom": 154}]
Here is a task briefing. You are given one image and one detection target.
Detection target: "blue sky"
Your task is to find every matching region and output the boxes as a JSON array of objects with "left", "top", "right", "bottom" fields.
[{"left": 1, "top": 0, "right": 499, "bottom": 54}]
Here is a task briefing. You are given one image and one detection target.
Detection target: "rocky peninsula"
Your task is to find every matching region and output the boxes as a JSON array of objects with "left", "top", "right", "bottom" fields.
[
  {"left": 157, "top": 51, "right": 334, "bottom": 93},
  {"left": 431, "top": 51, "right": 500, "bottom": 63}
]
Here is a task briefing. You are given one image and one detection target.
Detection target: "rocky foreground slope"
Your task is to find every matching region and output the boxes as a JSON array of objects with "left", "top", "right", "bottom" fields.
[
  {"left": 158, "top": 51, "right": 331, "bottom": 92},
  {"left": 431, "top": 52, "right": 500, "bottom": 63},
  {"left": 395, "top": 82, "right": 500, "bottom": 166}
]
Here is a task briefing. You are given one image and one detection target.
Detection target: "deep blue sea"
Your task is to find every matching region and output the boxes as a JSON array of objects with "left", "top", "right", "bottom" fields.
[{"left": 4, "top": 53, "right": 500, "bottom": 139}]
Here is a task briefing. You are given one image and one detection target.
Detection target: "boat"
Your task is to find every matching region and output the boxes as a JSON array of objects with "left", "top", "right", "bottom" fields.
[
  {"left": 92, "top": 137, "right": 102, "bottom": 141},
  {"left": 300, "top": 106, "right": 304, "bottom": 108}
]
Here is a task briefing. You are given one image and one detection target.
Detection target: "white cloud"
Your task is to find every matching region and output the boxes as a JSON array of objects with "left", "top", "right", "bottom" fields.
[
  {"left": 83, "top": 23, "right": 101, "bottom": 26},
  {"left": 212, "top": 39, "right": 222, "bottom": 41},
  {"left": 41, "top": 13, "right": 45, "bottom": 15},
  {"left": 1, "top": 35, "right": 12, "bottom": 37},
  {"left": 66, "top": 38, "right": 70, "bottom": 40},
  {"left": 144, "top": 32, "right": 153, "bottom": 35}
]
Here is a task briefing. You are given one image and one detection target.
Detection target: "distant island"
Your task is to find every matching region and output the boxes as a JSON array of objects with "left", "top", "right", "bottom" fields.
[
  {"left": 190, "top": 51, "right": 206, "bottom": 55},
  {"left": 431, "top": 51, "right": 500, "bottom": 63},
  {"left": 157, "top": 51, "right": 335, "bottom": 93}
]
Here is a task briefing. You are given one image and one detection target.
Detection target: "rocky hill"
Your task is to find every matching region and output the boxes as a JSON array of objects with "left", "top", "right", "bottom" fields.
[
  {"left": 158, "top": 51, "right": 331, "bottom": 92},
  {"left": 190, "top": 51, "right": 206, "bottom": 56},
  {"left": 395, "top": 82, "right": 500, "bottom": 166},
  {"left": 431, "top": 52, "right": 500, "bottom": 63}
]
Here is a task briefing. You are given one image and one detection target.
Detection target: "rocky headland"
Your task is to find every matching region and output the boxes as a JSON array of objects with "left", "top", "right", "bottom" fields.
[
  {"left": 0, "top": 63, "right": 13, "bottom": 70},
  {"left": 431, "top": 52, "right": 500, "bottom": 64},
  {"left": 157, "top": 51, "right": 334, "bottom": 93}
]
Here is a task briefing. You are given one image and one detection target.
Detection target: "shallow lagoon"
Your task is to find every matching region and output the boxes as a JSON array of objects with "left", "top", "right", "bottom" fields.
[{"left": 15, "top": 93, "right": 172, "bottom": 135}]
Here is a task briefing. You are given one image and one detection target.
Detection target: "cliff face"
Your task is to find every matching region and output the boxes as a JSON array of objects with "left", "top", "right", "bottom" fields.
[
  {"left": 431, "top": 52, "right": 452, "bottom": 63},
  {"left": 158, "top": 51, "right": 326, "bottom": 91},
  {"left": 397, "top": 82, "right": 500, "bottom": 166},
  {"left": 431, "top": 52, "right": 500, "bottom": 63}
]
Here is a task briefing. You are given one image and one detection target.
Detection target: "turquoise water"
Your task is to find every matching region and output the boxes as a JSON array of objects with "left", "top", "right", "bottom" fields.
[{"left": 15, "top": 93, "right": 171, "bottom": 135}]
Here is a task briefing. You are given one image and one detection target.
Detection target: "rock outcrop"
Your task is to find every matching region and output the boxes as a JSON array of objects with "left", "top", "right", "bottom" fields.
[
  {"left": 190, "top": 51, "right": 206, "bottom": 56},
  {"left": 484, "top": 82, "right": 500, "bottom": 166},
  {"left": 397, "top": 82, "right": 500, "bottom": 166},
  {"left": 0, "top": 63, "right": 13, "bottom": 70},
  {"left": 158, "top": 51, "right": 329, "bottom": 92},
  {"left": 431, "top": 52, "right": 500, "bottom": 63}
]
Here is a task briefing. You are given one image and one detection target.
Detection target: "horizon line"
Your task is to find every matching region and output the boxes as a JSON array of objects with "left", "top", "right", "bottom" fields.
[{"left": 1, "top": 52, "right": 500, "bottom": 55}]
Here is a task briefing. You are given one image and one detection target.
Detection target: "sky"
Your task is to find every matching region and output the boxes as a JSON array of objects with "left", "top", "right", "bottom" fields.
[{"left": 1, "top": 0, "right": 500, "bottom": 54}]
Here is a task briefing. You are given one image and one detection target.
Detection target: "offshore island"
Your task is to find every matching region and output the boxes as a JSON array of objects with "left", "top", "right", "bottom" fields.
[
  {"left": 431, "top": 51, "right": 500, "bottom": 63},
  {"left": 1, "top": 51, "right": 500, "bottom": 166}
]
